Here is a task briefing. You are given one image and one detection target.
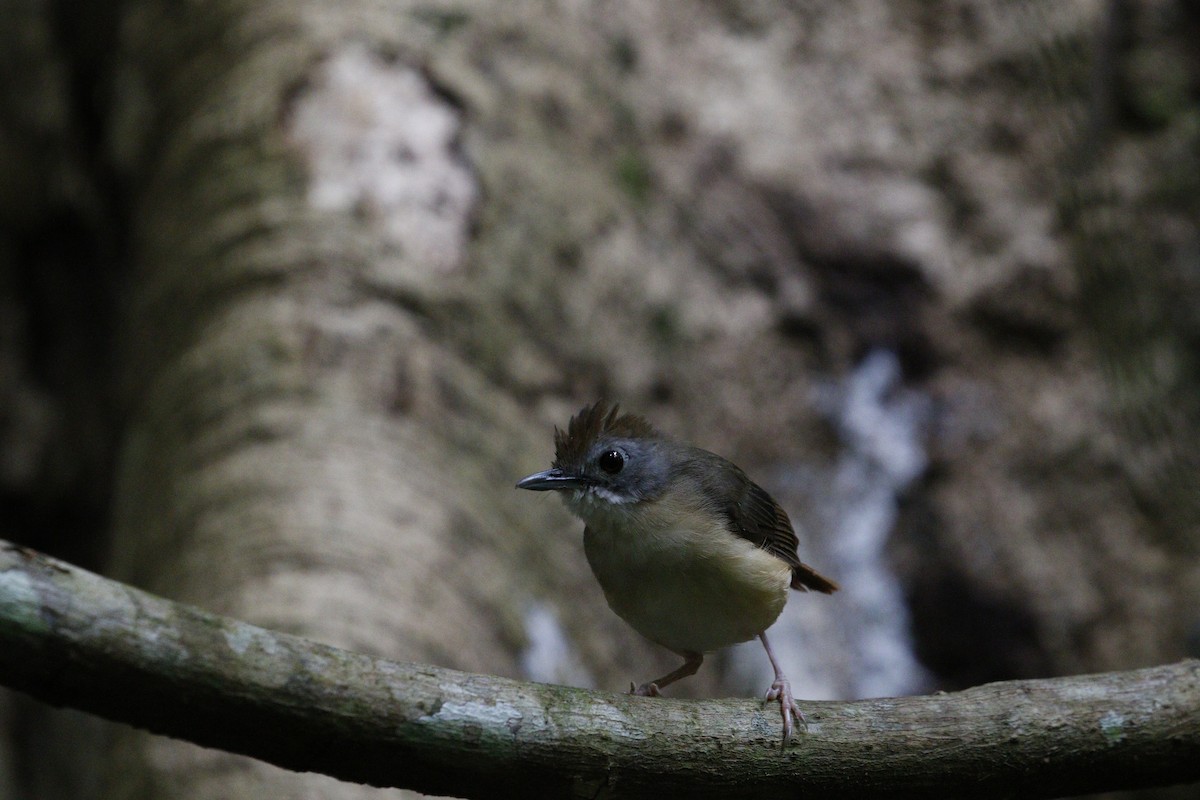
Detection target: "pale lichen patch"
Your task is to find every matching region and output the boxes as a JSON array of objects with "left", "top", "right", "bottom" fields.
[{"left": 285, "top": 43, "right": 478, "bottom": 286}]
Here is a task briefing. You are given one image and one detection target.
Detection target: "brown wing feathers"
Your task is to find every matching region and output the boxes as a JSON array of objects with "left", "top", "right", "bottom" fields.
[{"left": 727, "top": 479, "right": 839, "bottom": 595}]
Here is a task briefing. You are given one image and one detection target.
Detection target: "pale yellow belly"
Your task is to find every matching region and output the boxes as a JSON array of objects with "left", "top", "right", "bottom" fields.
[{"left": 582, "top": 504, "right": 791, "bottom": 655}]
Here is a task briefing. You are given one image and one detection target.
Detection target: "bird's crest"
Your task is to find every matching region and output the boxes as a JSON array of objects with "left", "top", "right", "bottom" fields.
[{"left": 553, "top": 401, "right": 658, "bottom": 468}]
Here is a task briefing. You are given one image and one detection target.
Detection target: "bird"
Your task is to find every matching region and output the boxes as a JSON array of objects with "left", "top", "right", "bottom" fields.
[{"left": 516, "top": 400, "right": 837, "bottom": 744}]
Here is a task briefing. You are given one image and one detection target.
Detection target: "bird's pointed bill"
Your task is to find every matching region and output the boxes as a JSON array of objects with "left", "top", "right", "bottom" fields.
[{"left": 516, "top": 468, "right": 589, "bottom": 491}]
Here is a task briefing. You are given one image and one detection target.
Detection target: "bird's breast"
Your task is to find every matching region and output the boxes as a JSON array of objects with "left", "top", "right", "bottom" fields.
[{"left": 580, "top": 494, "right": 791, "bottom": 654}]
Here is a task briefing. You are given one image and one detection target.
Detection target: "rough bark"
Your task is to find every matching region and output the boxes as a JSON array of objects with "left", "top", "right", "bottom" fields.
[
  {"left": 3, "top": 541, "right": 1198, "bottom": 800},
  {"left": 97, "top": 1, "right": 627, "bottom": 796}
]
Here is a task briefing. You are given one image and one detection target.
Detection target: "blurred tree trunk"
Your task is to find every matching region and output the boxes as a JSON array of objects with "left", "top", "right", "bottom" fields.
[
  {"left": 3, "top": 0, "right": 1199, "bottom": 798},
  {"left": 93, "top": 2, "right": 604, "bottom": 798}
]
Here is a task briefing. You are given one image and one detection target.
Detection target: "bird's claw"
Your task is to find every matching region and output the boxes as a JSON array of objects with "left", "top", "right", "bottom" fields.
[
  {"left": 765, "top": 677, "right": 807, "bottom": 746},
  {"left": 630, "top": 681, "right": 661, "bottom": 697}
]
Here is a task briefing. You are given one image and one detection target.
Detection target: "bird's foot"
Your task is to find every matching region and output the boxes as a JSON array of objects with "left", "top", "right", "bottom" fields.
[
  {"left": 765, "top": 677, "right": 807, "bottom": 746},
  {"left": 629, "top": 681, "right": 661, "bottom": 697}
]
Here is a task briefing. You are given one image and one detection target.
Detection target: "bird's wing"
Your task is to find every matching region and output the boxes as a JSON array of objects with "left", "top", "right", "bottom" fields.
[{"left": 701, "top": 457, "right": 839, "bottom": 595}]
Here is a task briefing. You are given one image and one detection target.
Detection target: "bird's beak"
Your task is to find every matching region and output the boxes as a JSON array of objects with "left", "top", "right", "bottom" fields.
[{"left": 516, "top": 468, "right": 588, "bottom": 491}]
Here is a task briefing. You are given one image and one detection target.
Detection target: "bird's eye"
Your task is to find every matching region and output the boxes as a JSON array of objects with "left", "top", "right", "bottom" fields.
[{"left": 598, "top": 449, "right": 625, "bottom": 474}]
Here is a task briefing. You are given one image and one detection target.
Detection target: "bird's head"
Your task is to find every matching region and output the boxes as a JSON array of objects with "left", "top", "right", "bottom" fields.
[{"left": 516, "top": 401, "right": 672, "bottom": 517}]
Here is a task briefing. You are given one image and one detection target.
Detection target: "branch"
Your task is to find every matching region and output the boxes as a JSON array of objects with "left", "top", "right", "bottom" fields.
[{"left": 1, "top": 540, "right": 1197, "bottom": 799}]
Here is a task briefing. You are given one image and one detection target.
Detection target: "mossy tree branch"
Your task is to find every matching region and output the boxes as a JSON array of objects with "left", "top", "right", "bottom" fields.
[{"left": 1, "top": 539, "right": 1197, "bottom": 799}]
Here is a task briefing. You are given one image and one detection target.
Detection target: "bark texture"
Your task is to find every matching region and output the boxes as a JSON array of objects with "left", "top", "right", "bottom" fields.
[{"left": 3, "top": 541, "right": 1199, "bottom": 800}]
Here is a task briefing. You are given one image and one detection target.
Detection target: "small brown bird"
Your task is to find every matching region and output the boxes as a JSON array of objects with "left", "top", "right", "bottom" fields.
[{"left": 517, "top": 401, "right": 837, "bottom": 743}]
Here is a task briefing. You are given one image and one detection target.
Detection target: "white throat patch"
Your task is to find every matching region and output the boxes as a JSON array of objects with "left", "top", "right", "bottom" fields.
[{"left": 563, "top": 486, "right": 639, "bottom": 522}]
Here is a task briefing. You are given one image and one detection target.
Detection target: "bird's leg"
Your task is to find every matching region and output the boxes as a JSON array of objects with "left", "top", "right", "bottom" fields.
[
  {"left": 760, "top": 631, "right": 806, "bottom": 745},
  {"left": 630, "top": 652, "right": 703, "bottom": 697}
]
